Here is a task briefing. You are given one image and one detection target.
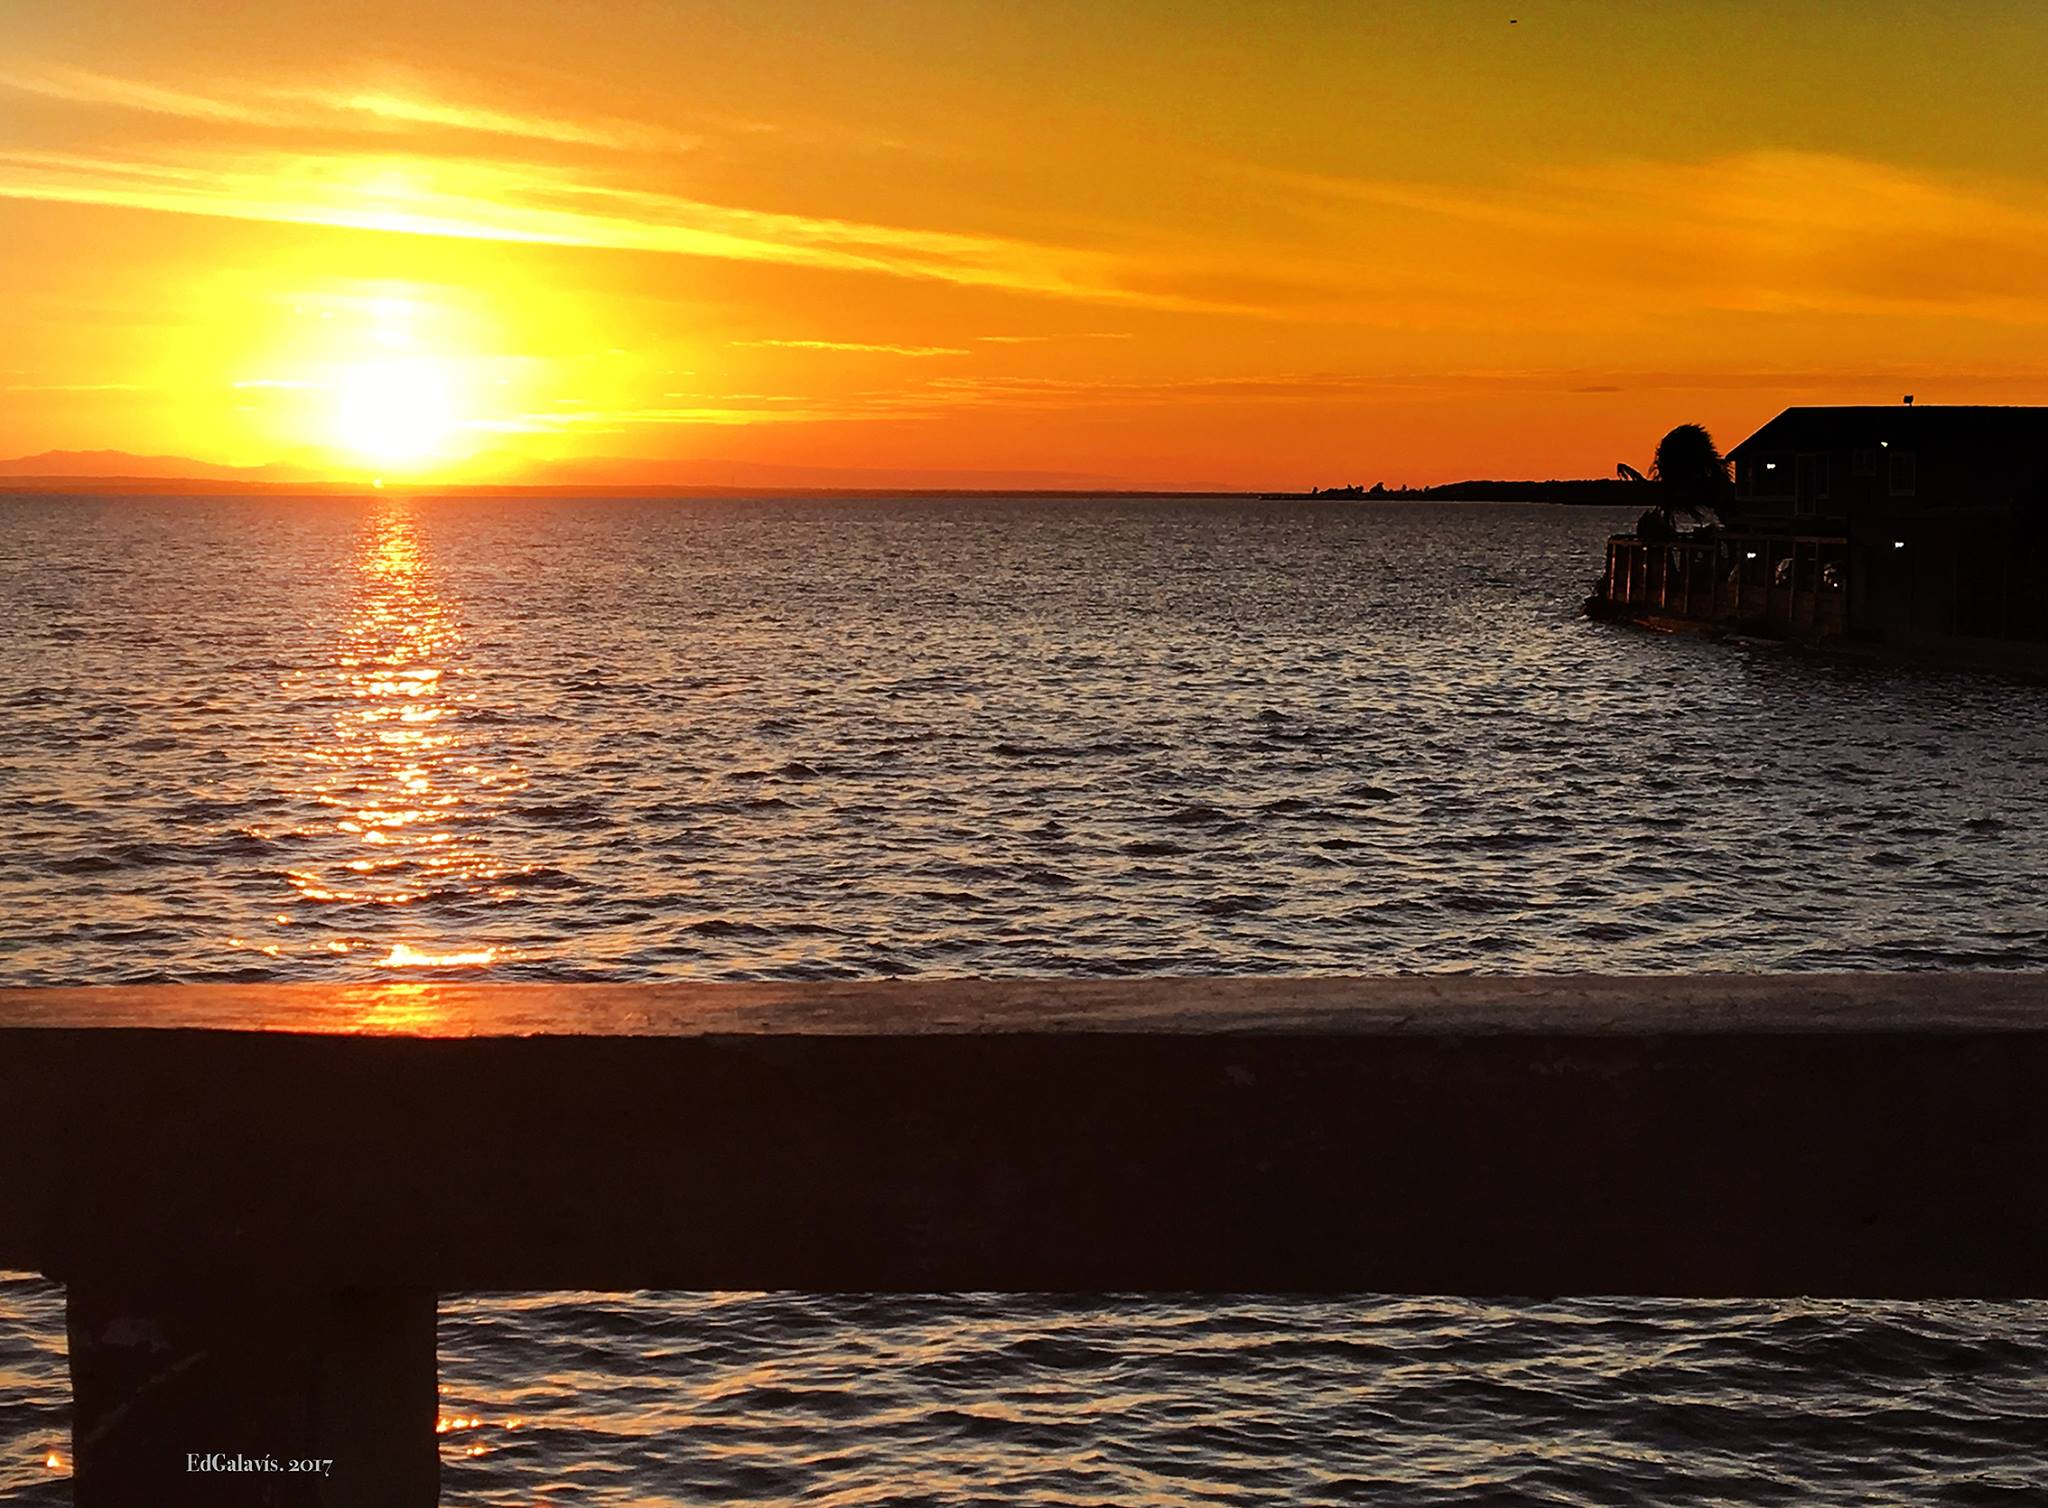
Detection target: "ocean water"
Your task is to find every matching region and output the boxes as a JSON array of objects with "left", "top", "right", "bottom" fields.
[{"left": 2, "top": 493, "right": 2046, "bottom": 1502}]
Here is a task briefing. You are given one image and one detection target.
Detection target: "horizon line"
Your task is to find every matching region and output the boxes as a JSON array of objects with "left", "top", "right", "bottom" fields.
[{"left": 0, "top": 472, "right": 1641, "bottom": 500}]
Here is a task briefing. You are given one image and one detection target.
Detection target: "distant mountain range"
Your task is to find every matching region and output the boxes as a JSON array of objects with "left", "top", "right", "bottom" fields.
[{"left": 0, "top": 450, "right": 315, "bottom": 483}]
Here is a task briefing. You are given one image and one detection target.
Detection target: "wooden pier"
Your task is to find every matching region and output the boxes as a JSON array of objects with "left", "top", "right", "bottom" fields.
[
  {"left": 1594, "top": 521, "right": 2048, "bottom": 671},
  {"left": 1599, "top": 530, "right": 1850, "bottom": 640},
  {"left": 4, "top": 973, "right": 2047, "bottom": 1505}
]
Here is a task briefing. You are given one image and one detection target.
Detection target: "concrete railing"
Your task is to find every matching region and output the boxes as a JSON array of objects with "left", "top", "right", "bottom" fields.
[{"left": 4, "top": 974, "right": 2046, "bottom": 1505}]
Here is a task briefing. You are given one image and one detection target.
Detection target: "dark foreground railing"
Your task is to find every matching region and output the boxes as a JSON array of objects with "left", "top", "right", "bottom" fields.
[{"left": 4, "top": 974, "right": 2046, "bottom": 1505}]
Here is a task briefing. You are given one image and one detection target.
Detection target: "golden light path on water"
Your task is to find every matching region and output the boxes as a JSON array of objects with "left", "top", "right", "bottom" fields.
[{"left": 232, "top": 498, "right": 522, "bottom": 973}]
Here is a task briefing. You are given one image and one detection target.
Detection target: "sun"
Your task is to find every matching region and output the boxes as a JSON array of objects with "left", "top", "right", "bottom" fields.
[{"left": 333, "top": 358, "right": 457, "bottom": 469}]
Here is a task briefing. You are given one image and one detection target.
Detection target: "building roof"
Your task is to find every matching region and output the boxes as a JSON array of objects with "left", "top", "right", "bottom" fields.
[{"left": 1729, "top": 405, "right": 2048, "bottom": 459}]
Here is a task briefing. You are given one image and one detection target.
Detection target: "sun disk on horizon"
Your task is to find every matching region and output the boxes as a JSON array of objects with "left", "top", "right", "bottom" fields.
[{"left": 334, "top": 358, "right": 458, "bottom": 468}]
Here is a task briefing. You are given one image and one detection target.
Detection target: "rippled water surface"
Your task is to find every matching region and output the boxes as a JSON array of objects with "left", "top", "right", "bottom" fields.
[{"left": 4, "top": 493, "right": 2047, "bottom": 1502}]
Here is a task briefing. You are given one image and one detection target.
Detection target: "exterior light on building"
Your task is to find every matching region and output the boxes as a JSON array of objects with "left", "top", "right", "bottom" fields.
[
  {"left": 1894, "top": 540, "right": 1906, "bottom": 549},
  {"left": 1745, "top": 551, "right": 1758, "bottom": 560},
  {"left": 1880, "top": 440, "right": 1890, "bottom": 448},
  {"left": 1764, "top": 461, "right": 1778, "bottom": 469}
]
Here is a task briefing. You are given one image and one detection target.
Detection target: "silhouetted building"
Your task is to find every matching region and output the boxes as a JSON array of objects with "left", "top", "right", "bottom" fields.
[
  {"left": 1728, "top": 405, "right": 2048, "bottom": 526},
  {"left": 1595, "top": 404, "right": 2048, "bottom": 663}
]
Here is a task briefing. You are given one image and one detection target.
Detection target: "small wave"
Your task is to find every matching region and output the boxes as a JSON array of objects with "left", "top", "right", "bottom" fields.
[
  {"left": 686, "top": 918, "right": 778, "bottom": 937},
  {"left": 510, "top": 801, "right": 614, "bottom": 829},
  {"left": 991, "top": 740, "right": 1061, "bottom": 759},
  {"left": 495, "top": 866, "right": 586, "bottom": 890},
  {"left": 1438, "top": 890, "right": 1522, "bottom": 914},
  {"left": 1257, "top": 796, "right": 1323, "bottom": 817},
  {"left": 203, "top": 832, "right": 280, "bottom": 858},
  {"left": 1014, "top": 867, "right": 1076, "bottom": 889},
  {"left": 1158, "top": 803, "right": 1237, "bottom": 827},
  {"left": 1122, "top": 839, "right": 1188, "bottom": 857},
  {"left": 1195, "top": 893, "right": 1275, "bottom": 917},
  {"left": 1342, "top": 783, "right": 1396, "bottom": 801},
  {"left": 48, "top": 842, "right": 185, "bottom": 874}
]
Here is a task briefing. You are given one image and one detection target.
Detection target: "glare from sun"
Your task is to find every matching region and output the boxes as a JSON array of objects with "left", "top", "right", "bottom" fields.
[{"left": 335, "top": 359, "right": 456, "bottom": 468}]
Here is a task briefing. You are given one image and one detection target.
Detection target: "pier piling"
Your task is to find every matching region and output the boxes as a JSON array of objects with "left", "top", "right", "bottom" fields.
[{"left": 65, "top": 1283, "right": 436, "bottom": 1507}]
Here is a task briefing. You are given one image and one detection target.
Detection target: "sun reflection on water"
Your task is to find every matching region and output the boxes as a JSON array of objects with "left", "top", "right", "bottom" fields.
[
  {"left": 234, "top": 498, "right": 525, "bottom": 971},
  {"left": 379, "top": 942, "right": 500, "bottom": 968}
]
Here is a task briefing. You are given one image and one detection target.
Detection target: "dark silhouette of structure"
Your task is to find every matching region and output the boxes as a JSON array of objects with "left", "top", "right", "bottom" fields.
[{"left": 1591, "top": 404, "right": 2048, "bottom": 666}]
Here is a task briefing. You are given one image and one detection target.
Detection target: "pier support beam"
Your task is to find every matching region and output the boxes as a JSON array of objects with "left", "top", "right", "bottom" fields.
[{"left": 65, "top": 1283, "right": 438, "bottom": 1508}]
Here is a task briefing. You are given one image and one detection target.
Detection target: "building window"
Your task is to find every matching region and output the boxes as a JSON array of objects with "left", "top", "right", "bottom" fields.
[
  {"left": 1889, "top": 449, "right": 1918, "bottom": 496},
  {"left": 1743, "top": 454, "right": 1794, "bottom": 499},
  {"left": 1795, "top": 453, "right": 1828, "bottom": 515},
  {"left": 1852, "top": 448, "right": 1878, "bottom": 476}
]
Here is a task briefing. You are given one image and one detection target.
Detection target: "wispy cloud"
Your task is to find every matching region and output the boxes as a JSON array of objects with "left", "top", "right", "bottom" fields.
[
  {"left": 0, "top": 145, "right": 1237, "bottom": 310},
  {"left": 468, "top": 404, "right": 845, "bottom": 432},
  {"left": 477, "top": 371, "right": 1544, "bottom": 432},
  {"left": 973, "top": 332, "right": 1134, "bottom": 344},
  {"left": 1252, "top": 150, "right": 2048, "bottom": 327},
  {"left": 3, "top": 381, "right": 148, "bottom": 392},
  {"left": 0, "top": 64, "right": 262, "bottom": 124},
  {"left": 733, "top": 338, "right": 969, "bottom": 357},
  {"left": 457, "top": 357, "right": 2048, "bottom": 436},
  {"left": 297, "top": 88, "right": 694, "bottom": 152},
  {"left": 0, "top": 64, "right": 695, "bottom": 152},
  {"left": 19, "top": 53, "right": 2047, "bottom": 336},
  {"left": 0, "top": 58, "right": 1281, "bottom": 314}
]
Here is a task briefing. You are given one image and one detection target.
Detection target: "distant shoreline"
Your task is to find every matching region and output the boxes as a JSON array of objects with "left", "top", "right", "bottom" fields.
[
  {"left": 1263, "top": 479, "right": 1649, "bottom": 506},
  {"left": 1, "top": 475, "right": 1646, "bottom": 503}
]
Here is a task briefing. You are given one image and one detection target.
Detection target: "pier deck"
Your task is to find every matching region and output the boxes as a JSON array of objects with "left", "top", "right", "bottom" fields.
[{"left": 4, "top": 973, "right": 2046, "bottom": 1504}]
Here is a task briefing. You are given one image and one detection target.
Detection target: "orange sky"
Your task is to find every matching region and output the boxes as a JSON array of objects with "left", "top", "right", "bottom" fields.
[{"left": 7, "top": 0, "right": 2048, "bottom": 488}]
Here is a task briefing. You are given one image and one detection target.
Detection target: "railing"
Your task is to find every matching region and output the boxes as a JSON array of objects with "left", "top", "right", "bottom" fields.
[
  {"left": 4, "top": 975, "right": 2046, "bottom": 1505},
  {"left": 1603, "top": 532, "right": 1848, "bottom": 636}
]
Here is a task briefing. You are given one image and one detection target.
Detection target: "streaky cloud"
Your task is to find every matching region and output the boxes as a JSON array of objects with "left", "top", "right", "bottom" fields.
[
  {"left": 303, "top": 89, "right": 695, "bottom": 152},
  {"left": 1, "top": 381, "right": 149, "bottom": 392},
  {"left": 0, "top": 146, "right": 1236, "bottom": 311},
  {"left": 0, "top": 64, "right": 262, "bottom": 124},
  {"left": 974, "top": 332, "right": 1134, "bottom": 344},
  {"left": 1245, "top": 150, "right": 2048, "bottom": 326},
  {"left": 733, "top": 339, "right": 970, "bottom": 357},
  {"left": 0, "top": 62, "right": 695, "bottom": 152}
]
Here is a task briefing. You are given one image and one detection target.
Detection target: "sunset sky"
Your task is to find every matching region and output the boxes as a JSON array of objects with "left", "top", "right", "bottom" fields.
[{"left": 7, "top": 0, "right": 2048, "bottom": 488}]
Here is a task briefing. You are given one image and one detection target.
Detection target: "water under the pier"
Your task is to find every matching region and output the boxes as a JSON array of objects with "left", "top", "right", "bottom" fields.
[{"left": 4, "top": 494, "right": 2047, "bottom": 1502}]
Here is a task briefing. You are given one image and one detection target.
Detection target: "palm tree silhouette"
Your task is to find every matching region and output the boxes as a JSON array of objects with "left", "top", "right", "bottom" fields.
[{"left": 1635, "top": 423, "right": 1732, "bottom": 540}]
